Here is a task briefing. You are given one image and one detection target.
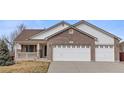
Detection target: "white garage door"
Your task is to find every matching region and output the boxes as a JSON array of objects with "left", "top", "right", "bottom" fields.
[
  {"left": 53, "top": 45, "right": 91, "bottom": 61},
  {"left": 95, "top": 46, "right": 114, "bottom": 62}
]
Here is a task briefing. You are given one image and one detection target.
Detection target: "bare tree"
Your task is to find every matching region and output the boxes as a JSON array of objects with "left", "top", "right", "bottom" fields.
[{"left": 5, "top": 24, "right": 26, "bottom": 52}]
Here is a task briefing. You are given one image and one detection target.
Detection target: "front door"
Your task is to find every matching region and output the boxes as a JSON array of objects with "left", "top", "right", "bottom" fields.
[{"left": 40, "top": 45, "right": 47, "bottom": 58}]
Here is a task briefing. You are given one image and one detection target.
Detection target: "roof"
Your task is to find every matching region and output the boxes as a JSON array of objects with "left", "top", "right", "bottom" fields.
[
  {"left": 74, "top": 20, "right": 122, "bottom": 40},
  {"left": 46, "top": 20, "right": 71, "bottom": 30},
  {"left": 46, "top": 25, "right": 97, "bottom": 40},
  {"left": 120, "top": 41, "right": 124, "bottom": 44},
  {"left": 15, "top": 20, "right": 121, "bottom": 42},
  {"left": 30, "top": 21, "right": 71, "bottom": 39},
  {"left": 14, "top": 29, "right": 45, "bottom": 41}
]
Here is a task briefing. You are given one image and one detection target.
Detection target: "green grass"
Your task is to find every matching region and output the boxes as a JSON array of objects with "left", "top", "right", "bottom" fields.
[{"left": 0, "top": 61, "right": 50, "bottom": 73}]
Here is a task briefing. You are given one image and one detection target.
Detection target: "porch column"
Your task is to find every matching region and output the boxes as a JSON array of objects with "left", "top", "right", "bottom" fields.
[
  {"left": 15, "top": 43, "right": 21, "bottom": 61},
  {"left": 37, "top": 43, "right": 40, "bottom": 58}
]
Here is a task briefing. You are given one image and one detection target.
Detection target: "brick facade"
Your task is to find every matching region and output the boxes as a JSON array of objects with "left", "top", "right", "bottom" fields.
[{"left": 47, "top": 28, "right": 95, "bottom": 61}]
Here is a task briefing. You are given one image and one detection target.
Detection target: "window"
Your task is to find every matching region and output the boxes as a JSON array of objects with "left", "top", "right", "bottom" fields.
[
  {"left": 29, "top": 45, "right": 37, "bottom": 52},
  {"left": 69, "top": 41, "right": 74, "bottom": 44},
  {"left": 72, "top": 45, "right": 75, "bottom": 48},
  {"left": 63, "top": 45, "right": 66, "bottom": 48},
  {"left": 95, "top": 45, "right": 99, "bottom": 48},
  {"left": 21, "top": 45, "right": 37, "bottom": 52},
  {"left": 100, "top": 45, "right": 103, "bottom": 48},
  {"left": 105, "top": 45, "right": 108, "bottom": 48},
  {"left": 77, "top": 45, "right": 80, "bottom": 48},
  {"left": 86, "top": 45, "right": 89, "bottom": 48},
  {"left": 69, "top": 29, "right": 74, "bottom": 34},
  {"left": 110, "top": 45, "right": 113, "bottom": 48},
  {"left": 81, "top": 45, "right": 85, "bottom": 48},
  {"left": 67, "top": 45, "right": 70, "bottom": 48}
]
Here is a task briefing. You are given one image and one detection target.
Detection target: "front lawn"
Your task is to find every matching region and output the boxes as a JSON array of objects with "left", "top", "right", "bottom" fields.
[{"left": 0, "top": 61, "right": 50, "bottom": 73}]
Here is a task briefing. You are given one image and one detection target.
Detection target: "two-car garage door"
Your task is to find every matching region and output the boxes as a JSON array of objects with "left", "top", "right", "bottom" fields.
[{"left": 53, "top": 45, "right": 91, "bottom": 61}]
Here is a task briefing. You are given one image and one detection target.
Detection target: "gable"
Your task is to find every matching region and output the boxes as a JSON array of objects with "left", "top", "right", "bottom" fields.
[
  {"left": 47, "top": 26, "right": 96, "bottom": 40},
  {"left": 48, "top": 27, "right": 95, "bottom": 45},
  {"left": 74, "top": 20, "right": 121, "bottom": 40},
  {"left": 75, "top": 21, "right": 117, "bottom": 44},
  {"left": 31, "top": 21, "right": 70, "bottom": 40}
]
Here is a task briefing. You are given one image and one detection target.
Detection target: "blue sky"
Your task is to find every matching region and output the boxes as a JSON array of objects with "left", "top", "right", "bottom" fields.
[{"left": 0, "top": 20, "right": 124, "bottom": 40}]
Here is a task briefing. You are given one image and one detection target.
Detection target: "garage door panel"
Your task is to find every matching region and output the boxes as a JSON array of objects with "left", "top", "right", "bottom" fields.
[
  {"left": 95, "top": 47, "right": 114, "bottom": 62},
  {"left": 53, "top": 45, "right": 91, "bottom": 61}
]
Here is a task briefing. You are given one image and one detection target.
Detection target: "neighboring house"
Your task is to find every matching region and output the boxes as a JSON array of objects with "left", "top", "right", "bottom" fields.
[
  {"left": 119, "top": 41, "right": 124, "bottom": 61},
  {"left": 120, "top": 41, "right": 124, "bottom": 52},
  {"left": 14, "top": 20, "right": 121, "bottom": 62}
]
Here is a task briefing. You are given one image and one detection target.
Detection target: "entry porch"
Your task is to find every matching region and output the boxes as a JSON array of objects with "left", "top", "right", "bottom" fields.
[{"left": 15, "top": 41, "right": 49, "bottom": 61}]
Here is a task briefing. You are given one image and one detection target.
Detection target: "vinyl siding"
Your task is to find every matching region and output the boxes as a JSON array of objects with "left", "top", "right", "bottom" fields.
[{"left": 76, "top": 24, "right": 114, "bottom": 45}]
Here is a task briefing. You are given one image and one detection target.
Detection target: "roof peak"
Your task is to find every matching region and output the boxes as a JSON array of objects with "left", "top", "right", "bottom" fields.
[
  {"left": 46, "top": 25, "right": 97, "bottom": 40},
  {"left": 46, "top": 20, "right": 71, "bottom": 30}
]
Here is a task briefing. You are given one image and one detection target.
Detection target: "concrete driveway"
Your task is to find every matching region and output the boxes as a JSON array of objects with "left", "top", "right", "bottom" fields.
[{"left": 48, "top": 61, "right": 124, "bottom": 73}]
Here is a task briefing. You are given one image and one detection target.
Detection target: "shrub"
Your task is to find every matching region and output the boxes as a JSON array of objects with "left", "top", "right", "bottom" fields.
[{"left": 0, "top": 40, "right": 15, "bottom": 66}]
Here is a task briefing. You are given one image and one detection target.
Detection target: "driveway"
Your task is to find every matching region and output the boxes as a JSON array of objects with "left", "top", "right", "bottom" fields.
[{"left": 48, "top": 61, "right": 124, "bottom": 73}]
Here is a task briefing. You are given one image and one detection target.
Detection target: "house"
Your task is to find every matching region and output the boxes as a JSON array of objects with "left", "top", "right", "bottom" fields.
[
  {"left": 14, "top": 20, "right": 121, "bottom": 62},
  {"left": 120, "top": 41, "right": 124, "bottom": 52},
  {"left": 119, "top": 41, "right": 124, "bottom": 61}
]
